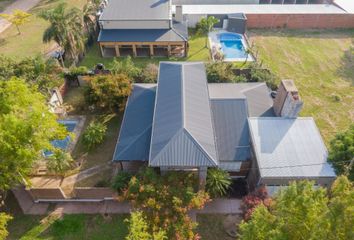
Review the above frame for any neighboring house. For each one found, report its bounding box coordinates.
[113,62,336,189]
[98,0,188,58]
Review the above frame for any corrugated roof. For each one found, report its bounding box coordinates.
[211,99,250,161]
[100,0,171,21]
[149,62,218,167]
[113,84,156,161]
[208,83,275,117]
[98,29,187,42]
[248,117,336,178]
[181,4,347,15]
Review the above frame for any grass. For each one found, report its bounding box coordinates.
[7,214,129,240]
[0,0,87,58]
[249,29,354,143]
[80,30,211,69]
[197,214,240,240]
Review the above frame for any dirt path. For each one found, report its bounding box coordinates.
[0,0,41,34]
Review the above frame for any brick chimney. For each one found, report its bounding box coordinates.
[273,80,303,118]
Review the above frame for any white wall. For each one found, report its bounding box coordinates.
[101,20,171,30]
[185,14,207,27]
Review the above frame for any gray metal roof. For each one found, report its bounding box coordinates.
[98,29,187,42]
[113,84,157,161]
[100,0,171,21]
[248,117,336,178]
[149,62,218,167]
[208,83,275,117]
[211,99,250,161]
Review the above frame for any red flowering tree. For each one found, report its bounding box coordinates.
[241,186,271,221]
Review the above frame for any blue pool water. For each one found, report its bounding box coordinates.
[43,120,78,157]
[218,33,248,60]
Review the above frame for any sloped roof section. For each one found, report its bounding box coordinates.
[113,84,156,161]
[100,0,171,21]
[149,62,217,167]
[248,117,336,178]
[211,99,250,162]
[208,82,275,117]
[98,29,187,43]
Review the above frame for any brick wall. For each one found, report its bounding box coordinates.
[246,14,354,29]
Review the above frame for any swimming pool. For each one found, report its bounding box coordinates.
[218,32,248,60]
[43,120,78,157]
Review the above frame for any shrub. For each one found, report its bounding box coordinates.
[206,168,232,197]
[112,171,132,193]
[110,56,141,80]
[328,124,354,180]
[84,74,132,111]
[240,186,271,221]
[46,149,74,175]
[64,66,88,81]
[206,62,235,83]
[141,63,158,83]
[248,63,278,90]
[82,121,107,151]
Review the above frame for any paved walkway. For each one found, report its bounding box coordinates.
[12,187,242,216]
[0,0,41,34]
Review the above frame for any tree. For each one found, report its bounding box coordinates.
[82,121,107,150]
[82,0,99,39]
[238,177,354,240]
[206,168,232,197]
[206,62,235,83]
[241,186,271,221]
[121,168,209,239]
[125,211,167,240]
[0,78,67,191]
[39,3,86,63]
[197,16,219,48]
[84,74,132,111]
[328,124,354,180]
[0,212,12,240]
[46,149,74,175]
[0,10,31,35]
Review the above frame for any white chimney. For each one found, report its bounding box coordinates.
[175,5,183,23]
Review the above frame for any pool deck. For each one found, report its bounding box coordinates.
[209,29,254,62]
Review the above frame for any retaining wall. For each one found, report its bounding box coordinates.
[246,14,354,29]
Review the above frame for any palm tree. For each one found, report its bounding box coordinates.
[206,168,232,197]
[197,16,220,48]
[39,3,86,65]
[82,0,99,35]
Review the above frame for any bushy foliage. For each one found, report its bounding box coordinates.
[0,10,31,35]
[0,212,12,240]
[206,62,236,83]
[240,186,271,221]
[125,211,167,240]
[84,74,132,111]
[196,16,219,47]
[141,63,159,83]
[82,121,107,151]
[206,168,232,197]
[239,176,354,240]
[120,168,210,240]
[112,171,132,193]
[46,149,74,175]
[110,56,141,80]
[0,78,67,191]
[64,66,88,81]
[328,124,354,181]
[248,64,278,90]
[0,55,64,95]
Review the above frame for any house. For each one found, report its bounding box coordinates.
[172,0,354,29]
[98,0,188,58]
[113,62,336,189]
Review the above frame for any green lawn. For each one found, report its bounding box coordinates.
[197,214,239,240]
[249,29,354,143]
[7,214,129,240]
[0,0,87,58]
[80,30,211,69]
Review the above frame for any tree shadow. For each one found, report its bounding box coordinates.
[337,40,354,86]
